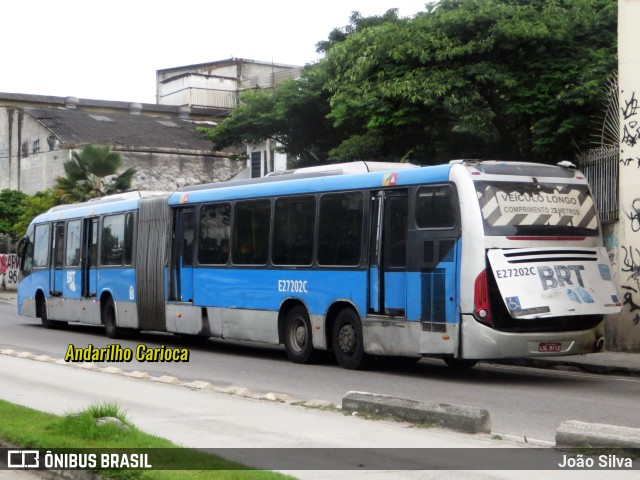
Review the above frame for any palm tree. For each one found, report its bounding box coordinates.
[54,145,136,203]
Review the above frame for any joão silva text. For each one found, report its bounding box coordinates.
[559,454,633,469]
[64,343,190,362]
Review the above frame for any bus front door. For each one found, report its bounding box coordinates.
[369,190,408,316]
[81,218,98,298]
[171,208,195,303]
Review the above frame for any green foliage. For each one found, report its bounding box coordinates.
[0,400,294,479]
[323,0,617,163]
[55,145,136,202]
[201,70,341,167]
[205,0,616,165]
[12,189,59,239]
[0,189,27,238]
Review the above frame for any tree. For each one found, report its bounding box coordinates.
[12,190,59,239]
[323,0,617,163]
[204,0,616,165]
[202,69,341,167]
[0,189,27,239]
[54,145,136,202]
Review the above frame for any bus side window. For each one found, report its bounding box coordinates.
[317,192,364,266]
[198,203,230,265]
[272,196,315,266]
[232,200,270,265]
[101,214,125,266]
[416,186,457,229]
[33,223,51,268]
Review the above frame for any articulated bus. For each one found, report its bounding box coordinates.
[17,161,621,369]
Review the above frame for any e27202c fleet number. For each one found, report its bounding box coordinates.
[495,267,536,279]
[277,280,309,293]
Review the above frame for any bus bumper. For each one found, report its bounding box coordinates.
[460,314,605,359]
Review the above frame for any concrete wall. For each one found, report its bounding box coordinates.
[0,108,69,193]
[120,150,244,191]
[614,0,640,350]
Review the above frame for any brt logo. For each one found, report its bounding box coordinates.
[537,265,585,290]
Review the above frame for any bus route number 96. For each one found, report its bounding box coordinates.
[278,280,309,293]
[495,267,536,279]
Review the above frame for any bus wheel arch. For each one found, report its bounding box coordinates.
[328,303,370,370]
[100,293,120,339]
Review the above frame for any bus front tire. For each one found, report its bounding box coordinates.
[284,306,317,364]
[102,298,120,339]
[332,308,370,370]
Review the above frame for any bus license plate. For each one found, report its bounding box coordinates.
[538,342,561,352]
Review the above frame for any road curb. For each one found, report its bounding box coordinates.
[494,358,640,377]
[556,420,640,448]
[342,391,491,434]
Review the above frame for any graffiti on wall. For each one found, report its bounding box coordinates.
[0,254,19,290]
[627,199,640,232]
[622,91,640,151]
[621,245,640,325]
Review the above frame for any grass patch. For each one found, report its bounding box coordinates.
[0,399,295,480]
[290,401,342,414]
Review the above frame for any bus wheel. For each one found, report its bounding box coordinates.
[332,308,370,370]
[102,298,120,339]
[443,357,478,369]
[284,306,317,364]
[38,296,53,329]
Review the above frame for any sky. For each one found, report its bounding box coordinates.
[1,1,429,105]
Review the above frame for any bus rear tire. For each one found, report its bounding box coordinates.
[102,298,120,339]
[443,357,478,369]
[284,306,317,364]
[332,308,370,370]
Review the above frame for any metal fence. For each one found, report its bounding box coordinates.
[576,145,619,224]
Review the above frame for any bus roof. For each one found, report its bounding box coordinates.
[31,191,169,224]
[169,163,453,205]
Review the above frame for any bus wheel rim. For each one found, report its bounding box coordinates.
[290,317,306,353]
[337,324,356,354]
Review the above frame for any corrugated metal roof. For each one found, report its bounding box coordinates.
[27,107,216,151]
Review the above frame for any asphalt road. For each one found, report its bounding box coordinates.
[1,301,639,443]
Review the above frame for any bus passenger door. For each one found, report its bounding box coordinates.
[81,218,98,298]
[369,190,408,316]
[50,222,65,296]
[171,208,195,303]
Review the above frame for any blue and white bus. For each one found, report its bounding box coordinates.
[17,161,621,369]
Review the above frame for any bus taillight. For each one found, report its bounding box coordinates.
[474,270,493,326]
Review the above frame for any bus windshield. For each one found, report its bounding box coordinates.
[475,181,599,237]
